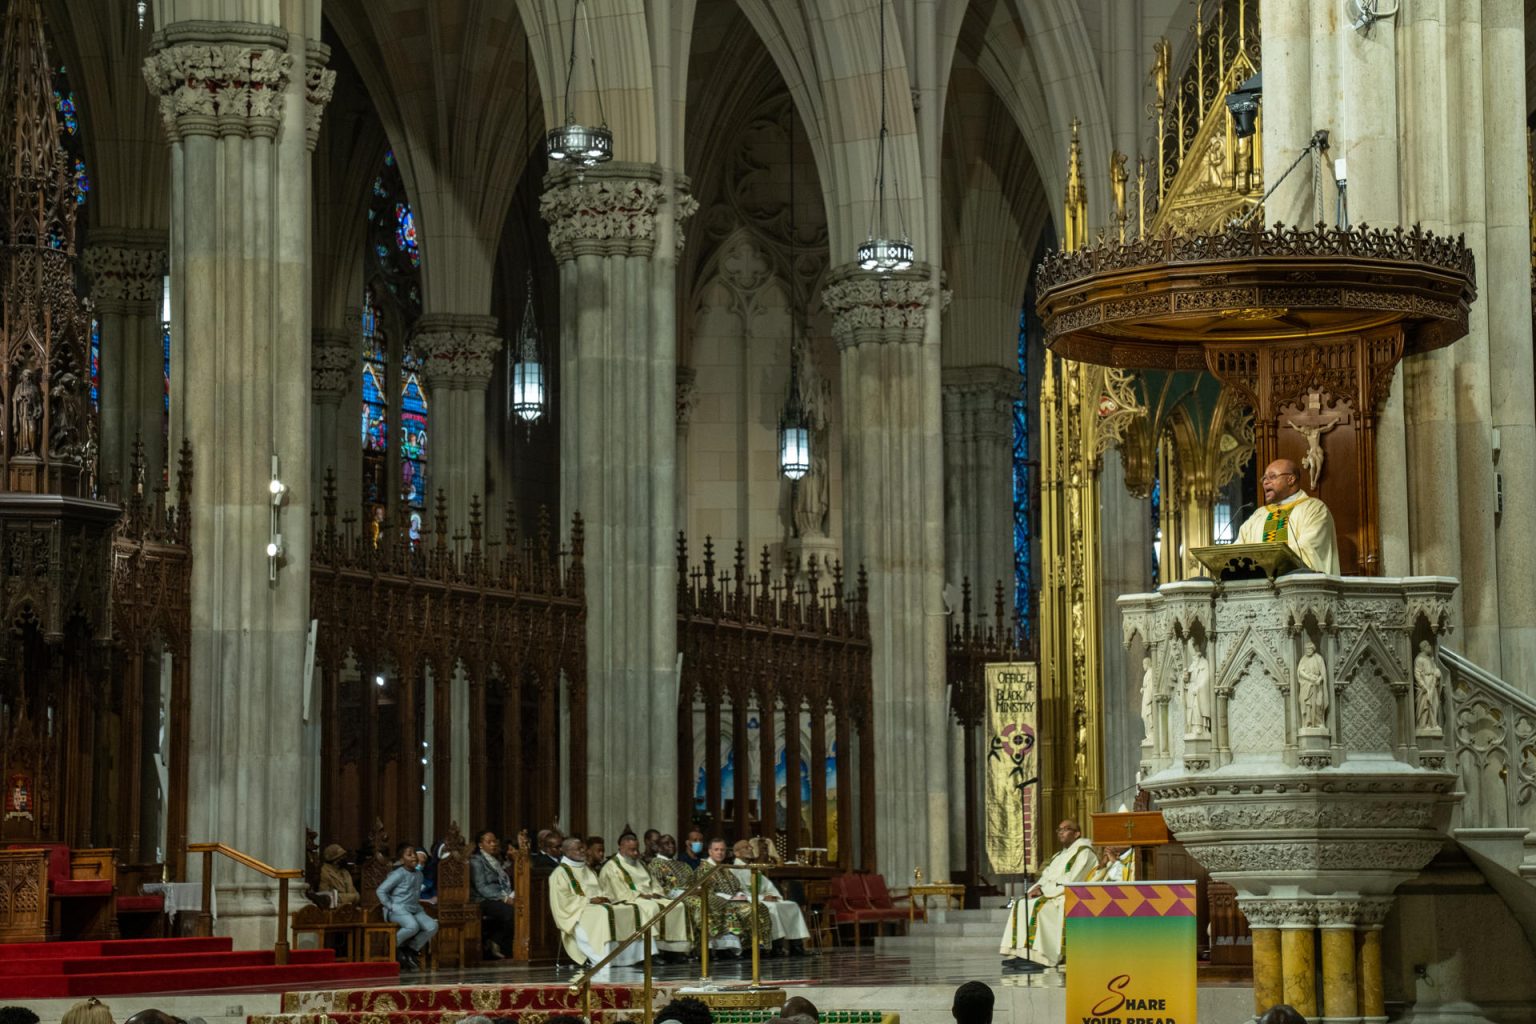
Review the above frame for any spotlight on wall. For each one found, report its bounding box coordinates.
[374,674,386,688]
[1346,0,1400,34]
[1225,73,1262,139]
[267,454,287,583]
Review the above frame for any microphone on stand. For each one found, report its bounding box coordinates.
[1222,503,1255,543]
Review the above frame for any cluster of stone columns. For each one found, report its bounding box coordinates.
[1243,896,1391,1023]
[142,9,332,946]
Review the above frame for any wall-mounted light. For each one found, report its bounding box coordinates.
[267,454,287,583]
[1225,73,1262,140]
[374,674,386,688]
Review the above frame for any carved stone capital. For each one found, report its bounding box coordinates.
[82,240,167,314]
[820,264,950,349]
[1315,896,1394,928]
[941,365,1020,444]
[304,41,336,152]
[411,313,501,390]
[143,24,293,142]
[676,365,698,429]
[540,163,698,263]
[1238,897,1316,929]
[312,326,352,403]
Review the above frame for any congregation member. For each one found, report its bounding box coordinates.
[951,982,994,1024]
[998,820,1095,973]
[600,830,691,962]
[730,839,809,956]
[549,836,642,967]
[643,828,662,862]
[319,844,359,906]
[376,841,438,970]
[679,829,706,868]
[1235,458,1340,574]
[1088,845,1135,882]
[650,833,740,957]
[533,829,564,869]
[585,834,608,870]
[470,828,517,960]
[701,837,772,956]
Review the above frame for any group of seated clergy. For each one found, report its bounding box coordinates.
[549,830,811,967]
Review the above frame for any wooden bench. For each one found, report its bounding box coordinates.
[3,843,117,940]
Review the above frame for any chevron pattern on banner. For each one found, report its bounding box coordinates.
[1064,882,1197,918]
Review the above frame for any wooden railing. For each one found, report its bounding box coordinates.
[186,842,304,964]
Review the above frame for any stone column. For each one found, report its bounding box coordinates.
[1355,897,1393,1023]
[940,366,1017,601]
[143,16,328,948]
[1319,900,1361,1023]
[411,314,500,527]
[83,232,167,493]
[1241,899,1287,1017]
[823,265,950,878]
[540,162,695,838]
[311,325,351,502]
[1279,900,1319,1018]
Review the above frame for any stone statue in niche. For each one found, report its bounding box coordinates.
[1139,655,1157,743]
[790,336,832,539]
[1183,643,1211,736]
[11,367,41,456]
[1296,638,1329,730]
[1414,640,1443,731]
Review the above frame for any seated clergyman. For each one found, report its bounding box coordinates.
[599,829,691,962]
[1235,458,1340,574]
[998,819,1095,972]
[730,839,809,956]
[548,836,641,967]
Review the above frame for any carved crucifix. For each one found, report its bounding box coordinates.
[1283,389,1349,490]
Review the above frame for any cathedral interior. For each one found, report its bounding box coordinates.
[3,0,1536,1018]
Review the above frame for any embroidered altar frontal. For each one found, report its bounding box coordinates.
[1064,882,1197,1024]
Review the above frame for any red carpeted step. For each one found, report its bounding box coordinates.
[0,936,231,961]
[0,959,397,998]
[282,983,648,1014]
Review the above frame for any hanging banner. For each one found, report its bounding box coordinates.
[1064,881,1198,1024]
[984,661,1039,875]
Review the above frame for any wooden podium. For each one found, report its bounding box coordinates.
[1089,811,1170,882]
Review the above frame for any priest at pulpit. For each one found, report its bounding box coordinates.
[1236,459,1340,574]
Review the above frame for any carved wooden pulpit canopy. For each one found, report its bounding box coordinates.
[1035,221,1477,574]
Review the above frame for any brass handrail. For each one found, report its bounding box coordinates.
[568,861,777,1021]
[186,841,304,964]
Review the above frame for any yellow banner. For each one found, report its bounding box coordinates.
[984,661,1039,875]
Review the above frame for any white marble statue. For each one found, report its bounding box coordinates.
[1414,641,1443,731]
[1183,645,1211,736]
[1139,655,1157,743]
[1286,416,1340,490]
[1296,639,1329,730]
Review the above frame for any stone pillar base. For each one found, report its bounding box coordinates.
[789,535,840,576]
[1299,728,1333,769]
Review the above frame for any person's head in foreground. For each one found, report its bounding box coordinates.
[951,981,994,1024]
[0,1007,40,1024]
[656,996,714,1024]
[1256,1006,1308,1024]
[61,1000,115,1024]
[781,996,818,1023]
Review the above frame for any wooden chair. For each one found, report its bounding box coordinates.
[6,844,118,939]
[0,847,47,942]
[428,823,481,968]
[356,820,398,963]
[115,862,167,938]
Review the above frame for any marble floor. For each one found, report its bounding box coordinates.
[18,947,1256,1024]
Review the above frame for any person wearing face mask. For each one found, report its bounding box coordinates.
[679,829,706,869]
[376,841,438,970]
[649,833,737,959]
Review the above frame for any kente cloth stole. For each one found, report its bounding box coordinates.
[559,864,584,896]
[1261,503,1295,544]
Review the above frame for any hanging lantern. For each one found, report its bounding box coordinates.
[546,0,614,169]
[778,362,812,481]
[510,269,545,424]
[857,0,915,274]
[137,1,148,29]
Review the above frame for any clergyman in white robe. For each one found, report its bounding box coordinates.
[999,823,1096,968]
[730,857,809,942]
[600,849,690,954]
[549,854,642,967]
[1235,460,1340,574]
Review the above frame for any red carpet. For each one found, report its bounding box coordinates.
[279,983,650,1014]
[0,936,398,997]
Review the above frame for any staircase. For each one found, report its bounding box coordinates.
[872,900,1008,957]
[0,936,397,998]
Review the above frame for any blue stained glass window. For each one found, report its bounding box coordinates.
[88,317,100,411]
[361,288,388,454]
[52,67,87,206]
[1013,307,1036,645]
[400,350,428,510]
[394,203,420,268]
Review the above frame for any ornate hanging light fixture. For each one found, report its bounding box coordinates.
[136,2,148,30]
[855,0,914,273]
[779,101,812,481]
[546,0,613,168]
[510,269,545,425]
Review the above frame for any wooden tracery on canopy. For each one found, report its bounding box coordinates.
[311,474,587,850]
[677,537,874,871]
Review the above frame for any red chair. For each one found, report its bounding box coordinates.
[826,874,907,946]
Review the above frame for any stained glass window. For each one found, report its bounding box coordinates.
[88,317,100,412]
[361,288,389,512]
[400,346,428,510]
[52,65,89,206]
[162,276,171,466]
[1013,309,1036,644]
[368,150,423,319]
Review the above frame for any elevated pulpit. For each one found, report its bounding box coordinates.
[1036,221,1476,574]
